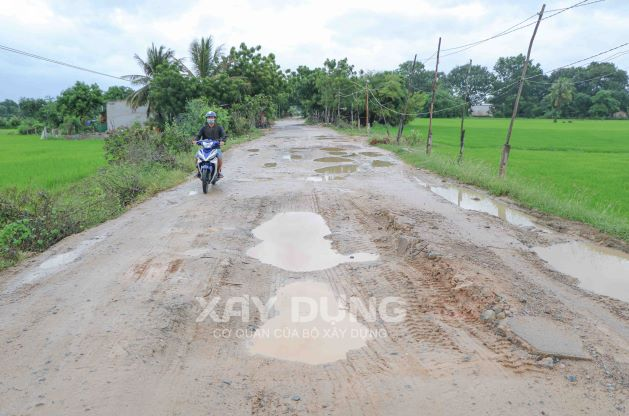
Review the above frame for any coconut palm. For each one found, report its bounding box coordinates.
[548,77,576,120]
[123,43,177,115]
[188,36,224,78]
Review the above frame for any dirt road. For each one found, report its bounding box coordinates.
[1,119,628,415]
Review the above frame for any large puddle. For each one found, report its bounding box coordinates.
[419,180,536,228]
[249,280,372,364]
[360,152,383,157]
[314,157,354,163]
[534,241,629,302]
[247,212,378,272]
[315,165,358,174]
[282,154,302,160]
[371,160,394,167]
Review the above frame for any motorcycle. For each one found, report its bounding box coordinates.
[194,139,220,193]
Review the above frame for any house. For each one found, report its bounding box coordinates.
[471,104,492,117]
[106,100,148,130]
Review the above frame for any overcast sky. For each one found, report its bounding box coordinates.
[1,0,628,100]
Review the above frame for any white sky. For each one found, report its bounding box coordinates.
[0,0,627,100]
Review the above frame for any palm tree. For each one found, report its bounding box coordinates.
[188,36,224,78]
[548,77,576,120]
[123,43,177,115]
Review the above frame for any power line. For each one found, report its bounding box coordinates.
[439,0,604,59]
[0,43,130,82]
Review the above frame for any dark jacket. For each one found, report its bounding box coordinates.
[196,124,227,142]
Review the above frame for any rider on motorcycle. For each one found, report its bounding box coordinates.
[193,111,227,178]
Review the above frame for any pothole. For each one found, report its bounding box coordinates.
[246,212,377,272]
[360,152,382,157]
[314,157,353,163]
[247,149,259,152]
[282,154,302,160]
[371,160,394,167]
[533,241,629,302]
[315,165,358,174]
[422,181,536,228]
[248,280,372,365]
[264,162,277,168]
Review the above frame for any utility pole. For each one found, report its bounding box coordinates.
[337,87,341,123]
[426,37,441,155]
[458,59,472,163]
[365,79,370,135]
[396,54,417,144]
[499,4,545,177]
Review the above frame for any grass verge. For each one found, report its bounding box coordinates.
[333,124,629,243]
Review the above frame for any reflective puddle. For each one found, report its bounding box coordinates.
[327,151,349,156]
[247,212,378,272]
[306,175,346,182]
[315,157,353,163]
[360,152,383,157]
[372,160,394,167]
[264,162,277,168]
[320,147,346,152]
[534,241,629,302]
[282,154,303,160]
[315,165,358,174]
[247,149,259,152]
[249,280,372,364]
[425,183,536,228]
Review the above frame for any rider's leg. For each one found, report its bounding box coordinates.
[217,150,223,177]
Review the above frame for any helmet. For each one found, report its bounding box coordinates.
[205,111,217,118]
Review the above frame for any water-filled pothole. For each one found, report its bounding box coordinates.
[282,154,302,160]
[249,280,372,364]
[315,165,358,174]
[247,149,259,152]
[320,147,345,152]
[247,212,378,272]
[315,157,353,163]
[420,181,535,228]
[534,241,629,302]
[264,162,277,168]
[306,175,347,182]
[360,152,383,157]
[371,160,394,167]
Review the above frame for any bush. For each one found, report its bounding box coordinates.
[104,124,176,167]
[17,118,44,135]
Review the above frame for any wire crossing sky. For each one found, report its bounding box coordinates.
[0,0,628,100]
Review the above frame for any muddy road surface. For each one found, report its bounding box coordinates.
[1,119,628,415]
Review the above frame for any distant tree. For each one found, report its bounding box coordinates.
[0,99,20,117]
[547,77,575,119]
[187,36,224,78]
[18,98,47,118]
[56,82,104,122]
[445,64,496,105]
[123,43,178,115]
[490,55,548,117]
[397,60,434,93]
[221,43,285,98]
[589,90,621,118]
[148,65,197,126]
[103,85,134,101]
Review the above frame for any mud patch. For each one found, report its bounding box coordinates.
[372,160,394,167]
[314,157,353,163]
[247,212,378,272]
[315,165,358,174]
[248,280,372,364]
[534,241,629,302]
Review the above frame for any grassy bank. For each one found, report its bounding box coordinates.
[336,118,629,242]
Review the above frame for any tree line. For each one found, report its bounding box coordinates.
[1,39,628,136]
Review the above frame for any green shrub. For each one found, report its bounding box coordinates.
[104,124,176,167]
[17,118,44,135]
